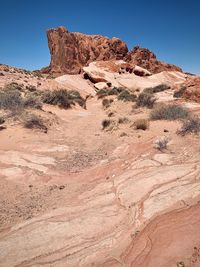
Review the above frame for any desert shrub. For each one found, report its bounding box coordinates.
[136,92,156,108]
[23,113,47,132]
[68,90,86,108]
[134,119,149,130]
[173,86,187,98]
[0,89,24,110]
[0,116,5,124]
[0,72,4,76]
[42,89,85,109]
[25,85,37,92]
[97,87,126,99]
[102,119,112,130]
[118,117,129,124]
[107,111,115,117]
[23,94,43,109]
[5,82,24,92]
[177,116,200,135]
[108,87,124,96]
[96,89,108,99]
[144,84,170,94]
[150,104,190,120]
[117,90,137,102]
[154,136,169,151]
[102,98,113,109]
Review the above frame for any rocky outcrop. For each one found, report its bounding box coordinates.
[46,26,128,75]
[83,60,186,91]
[125,46,183,73]
[181,76,200,103]
[44,27,183,76]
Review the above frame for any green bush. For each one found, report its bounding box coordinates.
[136,92,156,108]
[150,104,190,120]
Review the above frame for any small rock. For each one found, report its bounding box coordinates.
[59,185,65,190]
[120,132,127,137]
[164,129,169,132]
[0,126,6,131]
[177,262,185,267]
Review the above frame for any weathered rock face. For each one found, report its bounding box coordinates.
[44,27,183,76]
[46,26,128,75]
[181,76,200,102]
[125,46,183,73]
[83,60,186,91]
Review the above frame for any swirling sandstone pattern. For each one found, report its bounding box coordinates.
[1,146,200,266]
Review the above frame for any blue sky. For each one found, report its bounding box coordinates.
[0,0,199,74]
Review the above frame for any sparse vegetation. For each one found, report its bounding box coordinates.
[144,84,170,94]
[97,87,123,99]
[23,94,43,109]
[97,87,136,102]
[177,116,200,135]
[136,92,156,108]
[5,82,24,92]
[25,85,37,92]
[102,98,113,109]
[173,86,187,98]
[42,89,86,109]
[118,117,129,124]
[107,111,115,117]
[134,119,149,130]
[150,104,190,120]
[102,119,112,130]
[23,113,47,132]
[117,90,137,102]
[154,136,169,151]
[0,116,5,125]
[0,88,24,110]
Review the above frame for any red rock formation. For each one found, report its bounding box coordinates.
[125,46,182,73]
[46,26,128,75]
[44,27,182,75]
[181,76,200,102]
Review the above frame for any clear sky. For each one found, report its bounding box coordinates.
[0,0,199,74]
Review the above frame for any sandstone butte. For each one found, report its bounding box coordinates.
[42,26,182,75]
